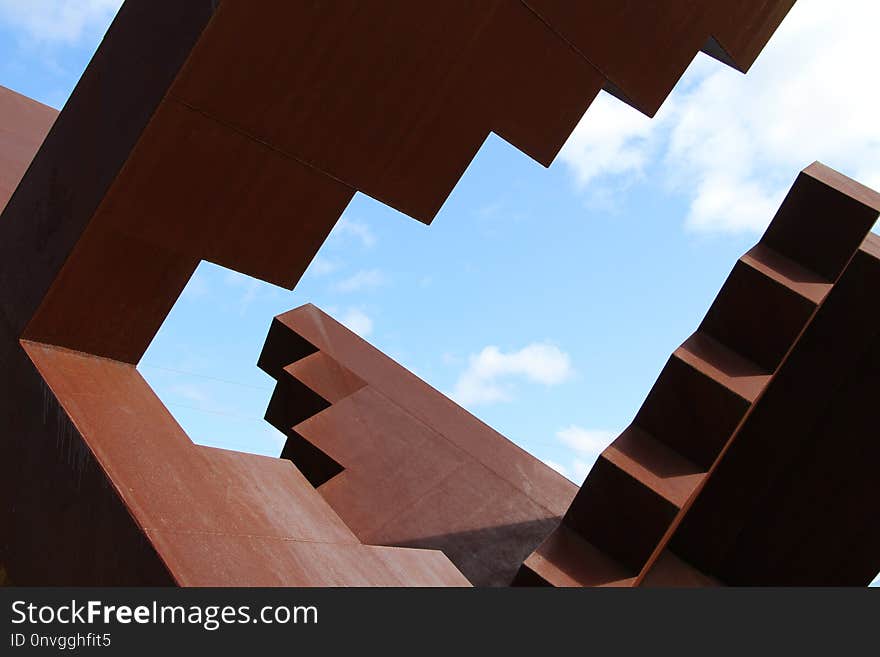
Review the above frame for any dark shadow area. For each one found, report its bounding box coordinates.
[394,517,563,587]
[263,374,344,488]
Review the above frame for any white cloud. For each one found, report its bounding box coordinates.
[558,0,880,234]
[552,425,618,484]
[673,0,880,233]
[307,256,340,277]
[557,425,616,454]
[222,270,264,315]
[339,308,373,338]
[332,218,376,248]
[451,342,574,406]
[543,459,570,479]
[0,0,122,45]
[333,268,386,293]
[559,91,666,188]
[569,459,596,484]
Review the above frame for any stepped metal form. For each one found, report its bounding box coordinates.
[517,164,880,586]
[5,1,874,587]
[258,305,577,586]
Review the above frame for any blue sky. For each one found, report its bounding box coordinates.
[2,1,877,584]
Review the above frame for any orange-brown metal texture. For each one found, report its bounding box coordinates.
[517,164,880,587]
[0,0,795,585]
[258,305,576,586]
[522,0,795,115]
[0,88,56,214]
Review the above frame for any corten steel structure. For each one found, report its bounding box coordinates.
[515,165,880,586]
[259,165,880,587]
[258,305,578,586]
[4,0,874,586]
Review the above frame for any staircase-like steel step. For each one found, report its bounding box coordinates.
[515,162,880,587]
[603,425,706,509]
[518,524,636,588]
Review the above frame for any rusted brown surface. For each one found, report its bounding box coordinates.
[259,305,577,586]
[518,163,880,587]
[639,550,720,588]
[0,86,56,214]
[0,0,795,585]
[16,339,469,587]
[667,234,880,585]
[524,1,795,115]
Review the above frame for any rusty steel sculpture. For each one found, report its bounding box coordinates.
[2,0,877,586]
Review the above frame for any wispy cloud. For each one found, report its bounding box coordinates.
[559,91,666,189]
[557,425,616,454]
[338,308,373,338]
[307,256,341,277]
[332,217,376,248]
[475,200,504,219]
[0,0,122,45]
[222,270,265,315]
[333,268,386,293]
[181,269,210,300]
[451,342,574,406]
[168,382,212,406]
[543,459,572,479]
[550,425,618,483]
[558,0,880,234]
